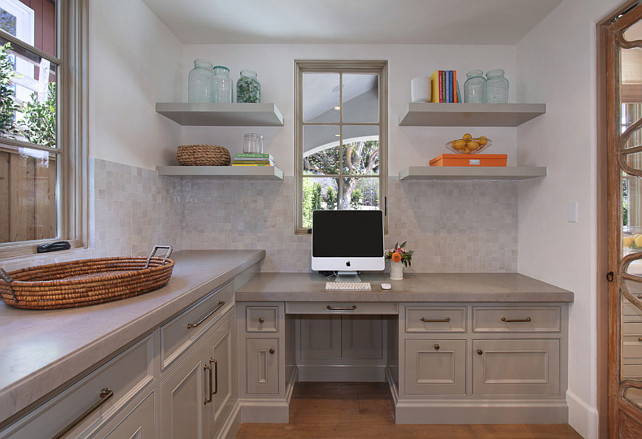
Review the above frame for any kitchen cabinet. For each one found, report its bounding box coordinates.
[405,339,466,395]
[89,391,156,439]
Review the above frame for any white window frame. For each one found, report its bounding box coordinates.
[0,0,88,258]
[294,60,388,234]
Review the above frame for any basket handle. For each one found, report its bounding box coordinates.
[145,245,173,268]
[0,268,17,302]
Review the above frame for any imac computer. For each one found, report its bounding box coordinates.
[311,209,385,282]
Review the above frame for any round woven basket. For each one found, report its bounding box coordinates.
[176,144,231,166]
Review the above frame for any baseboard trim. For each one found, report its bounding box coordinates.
[567,389,598,439]
[296,364,386,382]
[216,401,241,439]
[394,399,569,424]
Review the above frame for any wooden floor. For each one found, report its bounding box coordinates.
[235,382,584,439]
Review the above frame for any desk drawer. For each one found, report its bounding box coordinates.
[246,306,279,332]
[405,306,466,333]
[286,301,398,315]
[473,306,560,332]
[160,281,235,370]
[1,335,154,439]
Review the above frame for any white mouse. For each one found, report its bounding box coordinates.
[381,283,392,290]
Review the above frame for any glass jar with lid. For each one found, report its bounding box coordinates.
[213,66,233,103]
[237,70,261,103]
[485,69,509,103]
[463,69,486,104]
[188,59,215,103]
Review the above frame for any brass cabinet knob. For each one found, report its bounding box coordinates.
[477,349,483,355]
[269,348,275,355]
[434,344,440,350]
[258,317,265,324]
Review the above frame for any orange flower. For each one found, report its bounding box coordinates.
[391,252,402,263]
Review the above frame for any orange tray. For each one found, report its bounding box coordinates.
[429,154,507,167]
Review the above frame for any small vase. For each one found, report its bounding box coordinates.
[390,261,404,280]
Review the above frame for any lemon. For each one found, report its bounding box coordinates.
[452,139,466,150]
[463,133,472,140]
[624,236,635,247]
[478,136,488,146]
[467,141,480,151]
[634,235,642,248]
[462,147,471,154]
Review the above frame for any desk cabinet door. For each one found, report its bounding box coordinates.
[472,339,560,395]
[246,338,279,394]
[404,339,466,396]
[207,317,234,437]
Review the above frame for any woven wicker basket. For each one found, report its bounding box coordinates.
[0,249,175,310]
[176,144,231,166]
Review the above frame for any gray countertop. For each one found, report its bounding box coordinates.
[0,249,265,425]
[236,272,574,303]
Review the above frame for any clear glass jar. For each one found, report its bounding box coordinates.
[243,133,264,154]
[237,70,261,103]
[486,69,509,103]
[464,70,486,104]
[213,66,233,103]
[188,59,214,103]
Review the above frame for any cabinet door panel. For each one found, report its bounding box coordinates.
[299,315,341,360]
[208,319,233,435]
[246,338,279,394]
[90,391,155,439]
[341,315,383,360]
[404,339,466,395]
[160,345,207,439]
[473,339,559,395]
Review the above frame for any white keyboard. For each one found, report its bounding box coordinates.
[325,282,372,291]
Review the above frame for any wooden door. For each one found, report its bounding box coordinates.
[606,3,642,437]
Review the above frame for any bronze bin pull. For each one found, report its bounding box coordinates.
[501,316,532,323]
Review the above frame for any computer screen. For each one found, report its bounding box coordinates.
[311,210,385,279]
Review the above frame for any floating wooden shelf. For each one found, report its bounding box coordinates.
[398,103,546,127]
[156,166,284,180]
[399,166,547,180]
[155,102,284,126]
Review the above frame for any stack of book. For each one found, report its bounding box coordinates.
[430,70,460,103]
[231,153,274,166]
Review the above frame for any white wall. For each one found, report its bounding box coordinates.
[516,0,623,438]
[179,44,518,175]
[88,0,183,170]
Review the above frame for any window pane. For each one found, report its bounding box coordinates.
[342,125,379,176]
[0,39,57,147]
[0,146,57,243]
[0,0,57,57]
[302,177,339,228]
[303,72,340,123]
[342,74,378,123]
[303,125,340,175]
[338,176,379,211]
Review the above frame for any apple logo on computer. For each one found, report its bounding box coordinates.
[346,261,351,267]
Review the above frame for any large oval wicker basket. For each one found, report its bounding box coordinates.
[0,251,174,310]
[176,144,231,166]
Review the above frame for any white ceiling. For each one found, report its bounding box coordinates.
[142,0,563,45]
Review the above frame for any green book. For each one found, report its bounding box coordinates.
[235,153,273,159]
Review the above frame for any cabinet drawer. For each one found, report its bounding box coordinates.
[246,306,279,332]
[1,335,154,439]
[473,306,560,332]
[286,301,398,315]
[405,306,466,333]
[160,281,235,369]
[404,339,466,396]
[472,339,560,395]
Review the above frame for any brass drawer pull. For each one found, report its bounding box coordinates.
[258,317,265,324]
[434,344,440,350]
[204,363,213,405]
[327,305,357,311]
[210,358,218,395]
[501,316,532,323]
[188,301,225,329]
[421,317,451,323]
[638,337,642,342]
[477,349,483,355]
[52,388,113,439]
